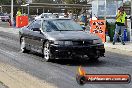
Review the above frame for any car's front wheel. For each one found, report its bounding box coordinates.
[20,37,29,53]
[43,41,53,62]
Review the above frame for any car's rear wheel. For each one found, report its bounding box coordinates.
[20,37,29,53]
[2,20,5,22]
[43,41,53,62]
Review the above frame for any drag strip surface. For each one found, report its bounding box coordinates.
[0,30,132,88]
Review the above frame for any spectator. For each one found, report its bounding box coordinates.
[16,9,22,16]
[64,13,69,18]
[13,9,22,27]
[92,14,98,20]
[113,6,127,45]
[68,11,73,19]
[80,12,87,26]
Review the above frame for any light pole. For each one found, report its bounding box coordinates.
[11,0,13,25]
[130,2,132,42]
[104,0,107,20]
[27,0,32,15]
[27,4,29,15]
[24,4,29,15]
[0,6,2,12]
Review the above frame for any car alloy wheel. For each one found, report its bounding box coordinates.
[20,37,28,53]
[43,42,51,62]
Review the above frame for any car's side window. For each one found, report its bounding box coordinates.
[42,21,52,32]
[42,21,47,32]
[33,20,41,29]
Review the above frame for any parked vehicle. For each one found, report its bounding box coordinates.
[35,13,56,19]
[58,13,65,18]
[0,12,4,20]
[19,18,105,62]
[0,12,10,22]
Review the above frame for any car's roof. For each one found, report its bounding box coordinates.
[37,18,71,21]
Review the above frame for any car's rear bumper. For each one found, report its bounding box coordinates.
[50,44,105,58]
[1,18,9,21]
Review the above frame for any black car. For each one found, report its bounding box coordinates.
[19,18,105,61]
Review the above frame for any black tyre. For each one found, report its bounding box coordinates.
[43,41,53,62]
[88,56,99,62]
[2,20,5,22]
[20,37,29,53]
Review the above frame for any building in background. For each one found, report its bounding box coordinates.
[92,0,123,22]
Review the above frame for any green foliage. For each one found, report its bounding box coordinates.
[64,0,87,4]
[32,0,54,3]
[123,1,131,6]
[0,0,26,5]
[64,0,78,4]
[0,0,11,4]
[64,0,87,14]
[17,0,26,4]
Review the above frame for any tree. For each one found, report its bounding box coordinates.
[32,0,54,3]
[0,0,11,5]
[63,0,88,14]
[0,0,26,5]
[123,0,131,6]
[64,0,78,4]
[64,0,87,4]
